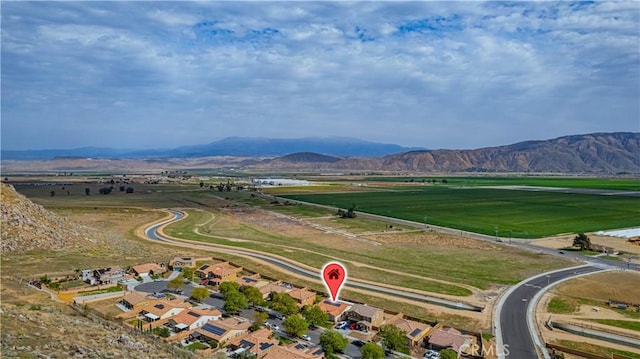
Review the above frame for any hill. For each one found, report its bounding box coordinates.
[274,152,341,163]
[258,132,639,173]
[0,184,97,253]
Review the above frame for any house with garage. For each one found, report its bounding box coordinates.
[190,317,251,344]
[235,273,268,288]
[344,304,384,331]
[318,300,351,323]
[195,261,242,285]
[82,266,126,285]
[166,308,222,332]
[119,291,150,311]
[259,282,292,299]
[225,327,278,358]
[169,257,196,271]
[427,326,475,354]
[139,298,191,322]
[388,317,432,347]
[288,287,316,307]
[132,263,166,277]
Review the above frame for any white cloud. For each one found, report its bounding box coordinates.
[1,1,638,150]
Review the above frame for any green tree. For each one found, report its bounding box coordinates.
[440,348,458,359]
[224,290,248,314]
[282,314,309,337]
[167,275,183,291]
[319,330,348,356]
[378,324,409,354]
[360,342,385,359]
[302,305,329,328]
[269,293,299,315]
[241,286,264,307]
[219,281,241,296]
[573,233,591,251]
[191,287,209,302]
[182,267,195,282]
[253,311,268,324]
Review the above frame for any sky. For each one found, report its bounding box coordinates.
[2,1,639,151]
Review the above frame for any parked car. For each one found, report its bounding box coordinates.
[352,340,365,347]
[300,334,312,341]
[176,289,184,294]
[424,349,440,359]
[335,321,348,330]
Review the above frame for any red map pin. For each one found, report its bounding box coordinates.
[322,262,347,302]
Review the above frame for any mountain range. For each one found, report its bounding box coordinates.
[2,132,639,173]
[1,137,421,160]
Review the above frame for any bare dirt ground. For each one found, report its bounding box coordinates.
[536,271,640,356]
[535,233,640,259]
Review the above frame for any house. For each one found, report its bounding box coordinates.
[344,304,384,331]
[82,266,126,285]
[427,326,474,353]
[170,257,196,270]
[259,282,292,299]
[132,263,166,277]
[166,308,222,332]
[318,300,351,323]
[195,261,242,285]
[262,342,325,359]
[119,291,150,311]
[226,327,278,358]
[140,298,191,322]
[388,317,432,347]
[191,317,251,344]
[288,288,316,307]
[235,274,268,288]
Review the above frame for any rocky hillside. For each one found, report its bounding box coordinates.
[0,184,97,253]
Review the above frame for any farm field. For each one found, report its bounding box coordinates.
[281,186,640,238]
[355,176,640,191]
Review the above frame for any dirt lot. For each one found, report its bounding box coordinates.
[553,271,640,304]
[535,233,640,259]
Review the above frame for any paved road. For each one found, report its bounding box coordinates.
[498,265,605,359]
[144,210,483,312]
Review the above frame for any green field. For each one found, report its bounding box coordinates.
[362,176,640,191]
[282,187,640,238]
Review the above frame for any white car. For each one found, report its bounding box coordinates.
[300,334,312,341]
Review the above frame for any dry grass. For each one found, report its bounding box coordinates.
[553,271,640,304]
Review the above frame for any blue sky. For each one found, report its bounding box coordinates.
[2,1,639,151]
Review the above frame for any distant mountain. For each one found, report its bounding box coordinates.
[1,137,422,160]
[259,132,640,173]
[275,152,341,163]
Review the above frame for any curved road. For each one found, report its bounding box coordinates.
[144,210,483,312]
[496,265,606,359]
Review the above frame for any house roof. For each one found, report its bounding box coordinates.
[195,318,251,341]
[259,282,291,295]
[197,261,242,277]
[168,308,221,326]
[318,300,350,317]
[390,318,431,340]
[97,266,124,276]
[132,263,164,275]
[122,291,148,306]
[428,327,473,352]
[262,343,324,359]
[171,257,195,264]
[288,288,315,302]
[348,304,382,319]
[143,298,191,317]
[226,328,278,355]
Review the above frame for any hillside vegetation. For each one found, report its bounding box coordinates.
[0,184,98,253]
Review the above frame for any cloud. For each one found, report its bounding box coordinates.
[1,1,638,150]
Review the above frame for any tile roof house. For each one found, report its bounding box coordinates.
[191,317,251,344]
[427,326,474,353]
[170,257,196,270]
[82,266,126,285]
[288,288,316,307]
[140,298,191,322]
[166,308,222,332]
[389,317,432,347]
[119,291,149,311]
[132,263,166,277]
[196,261,242,285]
[262,342,325,359]
[344,304,384,330]
[226,327,278,358]
[318,300,351,323]
[235,274,268,288]
[259,282,292,299]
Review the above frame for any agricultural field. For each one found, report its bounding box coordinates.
[281,186,640,238]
